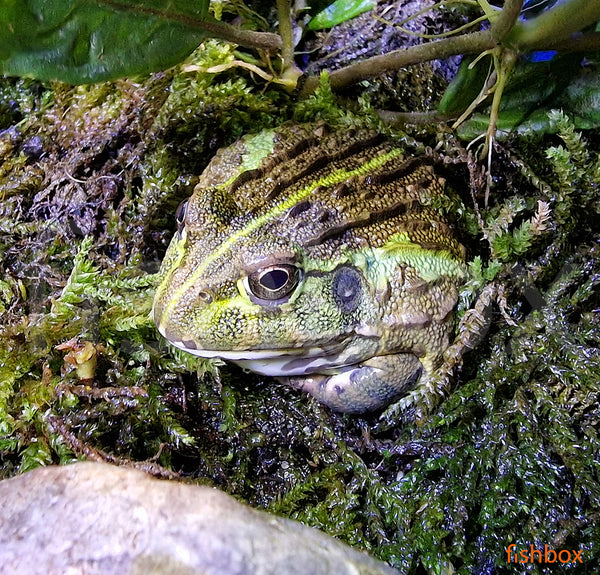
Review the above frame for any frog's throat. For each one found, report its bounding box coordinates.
[165,338,367,377]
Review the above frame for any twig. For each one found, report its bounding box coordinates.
[46,414,179,479]
[300,30,493,96]
[97,0,282,52]
[300,0,600,96]
[490,0,523,43]
[376,109,452,125]
[505,0,600,49]
[277,0,295,68]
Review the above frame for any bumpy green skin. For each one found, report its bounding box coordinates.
[153,124,467,413]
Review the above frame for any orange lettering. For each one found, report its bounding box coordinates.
[506,544,517,563]
[571,550,583,563]
[530,545,542,562]
[519,549,529,563]
[544,547,556,563]
[506,545,583,565]
[558,550,571,563]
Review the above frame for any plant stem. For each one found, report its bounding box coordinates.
[300,30,494,96]
[201,20,283,52]
[277,0,295,68]
[300,0,600,96]
[300,0,525,96]
[482,48,517,188]
[558,31,600,52]
[97,0,283,52]
[505,0,600,50]
[490,0,523,43]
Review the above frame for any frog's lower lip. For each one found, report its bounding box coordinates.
[167,339,350,377]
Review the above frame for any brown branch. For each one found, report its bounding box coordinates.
[277,0,295,66]
[46,414,179,479]
[555,31,600,53]
[97,0,283,52]
[300,0,600,97]
[376,109,453,125]
[504,0,600,49]
[201,20,283,52]
[300,29,494,96]
[490,0,524,43]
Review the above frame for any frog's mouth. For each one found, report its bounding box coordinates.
[167,339,359,377]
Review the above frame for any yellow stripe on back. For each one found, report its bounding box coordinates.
[161,147,405,320]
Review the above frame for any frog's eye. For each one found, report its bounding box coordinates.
[244,264,302,304]
[175,200,188,235]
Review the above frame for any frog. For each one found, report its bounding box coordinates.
[153,123,468,413]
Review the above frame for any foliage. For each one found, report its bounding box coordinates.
[1,0,600,176]
[0,0,211,83]
[451,55,600,141]
[308,0,376,30]
[150,41,289,150]
[0,231,178,475]
[1,0,599,112]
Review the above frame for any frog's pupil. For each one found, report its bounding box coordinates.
[246,264,301,303]
[260,268,289,291]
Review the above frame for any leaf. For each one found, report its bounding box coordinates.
[308,0,376,31]
[438,55,492,116]
[449,53,600,140]
[0,0,211,84]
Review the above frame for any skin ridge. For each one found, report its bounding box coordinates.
[156,138,407,327]
[221,132,460,260]
[228,129,388,213]
[227,130,384,197]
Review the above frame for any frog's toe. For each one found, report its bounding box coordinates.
[282,353,423,413]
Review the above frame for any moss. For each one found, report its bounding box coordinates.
[149,40,291,172]
[1,37,600,575]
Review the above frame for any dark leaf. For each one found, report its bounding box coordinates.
[0,0,211,83]
[437,55,492,116]
[445,53,600,139]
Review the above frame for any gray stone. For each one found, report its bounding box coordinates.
[0,462,399,575]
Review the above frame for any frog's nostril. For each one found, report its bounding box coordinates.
[198,290,214,305]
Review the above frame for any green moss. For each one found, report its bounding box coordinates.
[264,237,599,569]
[150,40,290,169]
[1,49,599,575]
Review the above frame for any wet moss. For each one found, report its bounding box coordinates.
[0,37,599,575]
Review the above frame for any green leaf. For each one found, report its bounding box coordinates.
[308,0,376,30]
[451,53,600,140]
[438,55,492,116]
[0,0,211,83]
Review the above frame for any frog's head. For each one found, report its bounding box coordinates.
[153,124,466,383]
[153,177,381,377]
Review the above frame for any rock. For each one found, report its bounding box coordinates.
[0,462,399,575]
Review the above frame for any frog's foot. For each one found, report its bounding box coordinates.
[441,281,514,378]
[281,354,423,414]
[382,282,515,420]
